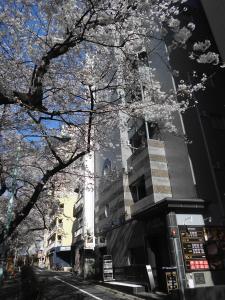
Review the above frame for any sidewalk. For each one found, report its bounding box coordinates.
[100,281,169,300]
[67,275,145,300]
[69,274,170,300]
[0,266,45,300]
[0,276,20,299]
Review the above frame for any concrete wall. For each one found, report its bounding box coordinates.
[149,37,197,200]
[59,194,77,246]
[83,153,95,249]
[106,220,145,267]
[94,115,129,235]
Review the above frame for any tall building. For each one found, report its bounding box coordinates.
[94,1,225,299]
[44,193,77,271]
[169,0,225,224]
[71,153,95,278]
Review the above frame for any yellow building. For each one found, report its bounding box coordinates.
[45,193,77,271]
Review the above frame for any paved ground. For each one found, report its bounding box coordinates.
[0,267,143,300]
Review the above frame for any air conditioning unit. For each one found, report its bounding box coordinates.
[97,237,106,246]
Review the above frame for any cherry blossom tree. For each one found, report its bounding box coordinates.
[0,0,220,245]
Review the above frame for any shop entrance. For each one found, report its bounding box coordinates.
[146,233,170,291]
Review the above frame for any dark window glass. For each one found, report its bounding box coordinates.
[147,122,158,139]
[138,51,149,66]
[129,123,147,153]
[130,176,146,202]
[102,159,112,176]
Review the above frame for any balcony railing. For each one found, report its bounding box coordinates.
[58,223,63,229]
[73,201,83,217]
[48,224,63,238]
[45,240,62,253]
[73,219,83,232]
[73,226,84,244]
[75,198,83,209]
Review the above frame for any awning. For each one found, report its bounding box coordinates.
[132,198,205,220]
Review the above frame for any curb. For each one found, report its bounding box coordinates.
[94,284,144,300]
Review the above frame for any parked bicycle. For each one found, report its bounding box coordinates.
[55,263,63,271]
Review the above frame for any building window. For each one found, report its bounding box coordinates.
[59,203,64,213]
[130,176,147,203]
[137,51,149,66]
[74,187,80,193]
[129,122,147,153]
[58,219,63,227]
[147,122,158,139]
[128,120,159,152]
[49,219,56,231]
[99,236,106,244]
[102,159,112,176]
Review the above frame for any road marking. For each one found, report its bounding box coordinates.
[54,276,103,300]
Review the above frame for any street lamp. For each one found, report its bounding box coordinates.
[35,238,43,268]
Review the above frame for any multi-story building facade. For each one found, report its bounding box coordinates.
[44,193,77,270]
[94,1,225,299]
[71,154,95,278]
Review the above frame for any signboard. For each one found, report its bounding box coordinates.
[165,271,178,292]
[60,246,71,251]
[84,235,95,250]
[180,226,225,272]
[179,226,209,272]
[103,255,113,281]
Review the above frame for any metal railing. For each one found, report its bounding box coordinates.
[48,224,63,238]
[73,202,83,217]
[73,219,83,231]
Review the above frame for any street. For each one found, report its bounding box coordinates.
[0,268,142,300]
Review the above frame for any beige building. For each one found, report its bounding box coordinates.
[44,193,77,270]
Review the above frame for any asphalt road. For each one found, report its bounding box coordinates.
[0,268,142,300]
